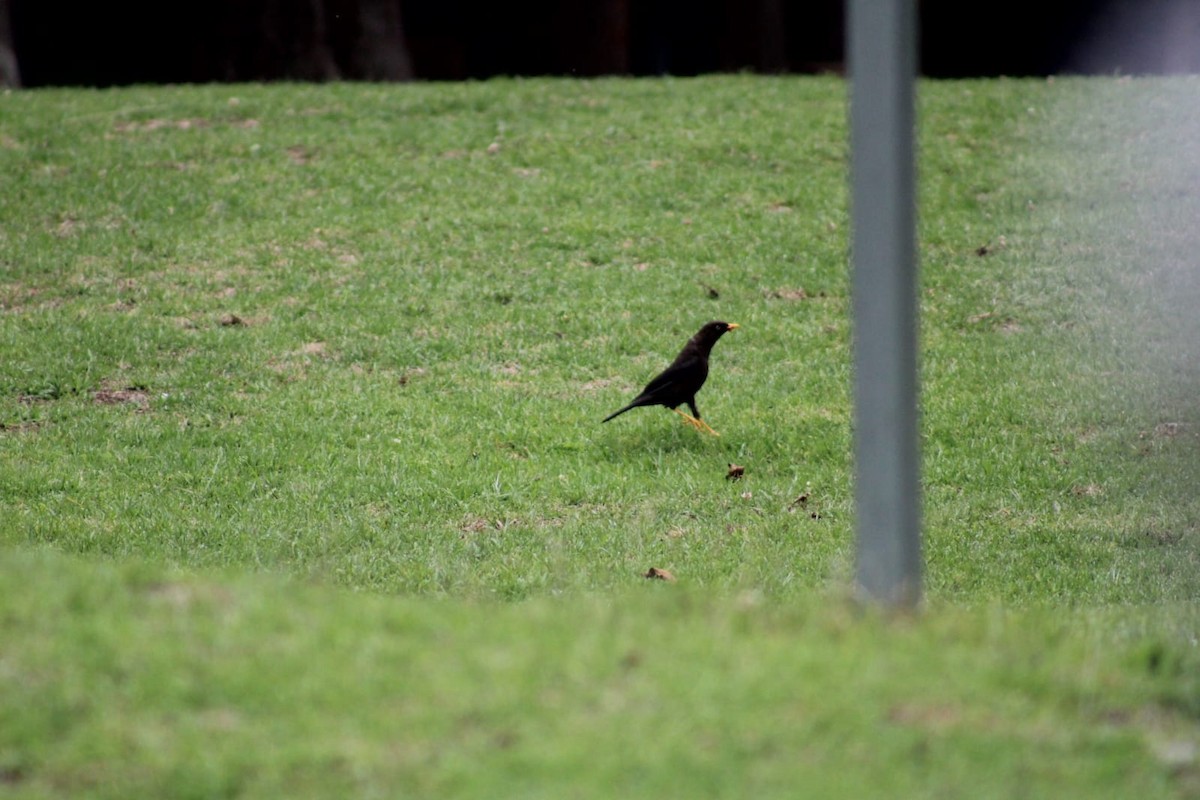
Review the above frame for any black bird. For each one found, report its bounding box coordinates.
[602,320,740,436]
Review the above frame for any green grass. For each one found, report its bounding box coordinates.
[3,549,1200,798]
[2,75,1200,796]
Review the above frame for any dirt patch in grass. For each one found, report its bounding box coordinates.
[294,342,328,357]
[112,118,260,134]
[0,420,42,434]
[217,313,271,328]
[459,516,521,535]
[1152,422,1187,439]
[0,283,42,313]
[765,287,830,301]
[887,702,964,732]
[286,145,314,165]
[397,368,428,386]
[93,388,150,410]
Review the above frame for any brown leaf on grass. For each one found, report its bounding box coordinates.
[789,493,810,510]
[644,567,676,582]
[218,313,246,327]
[726,463,745,481]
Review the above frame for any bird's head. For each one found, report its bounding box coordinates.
[693,320,740,349]
[704,320,739,335]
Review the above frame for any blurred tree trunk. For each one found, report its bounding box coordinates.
[751,0,787,71]
[555,0,630,75]
[202,0,412,82]
[263,0,341,80]
[0,0,19,87]
[720,0,787,72]
[332,0,413,80]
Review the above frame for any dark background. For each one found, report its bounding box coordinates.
[2,0,1199,88]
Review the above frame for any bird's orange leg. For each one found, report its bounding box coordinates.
[672,408,720,437]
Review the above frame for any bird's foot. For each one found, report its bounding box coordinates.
[672,408,720,437]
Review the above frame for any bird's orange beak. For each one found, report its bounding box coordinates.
[727,323,740,331]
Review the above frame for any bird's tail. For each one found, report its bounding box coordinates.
[602,401,640,423]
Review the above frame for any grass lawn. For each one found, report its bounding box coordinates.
[2,75,1199,796]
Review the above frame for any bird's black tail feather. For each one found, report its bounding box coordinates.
[601,399,645,423]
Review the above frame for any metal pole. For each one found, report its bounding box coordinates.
[848,0,922,608]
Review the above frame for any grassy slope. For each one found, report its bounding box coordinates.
[2,75,1200,796]
[3,549,1199,799]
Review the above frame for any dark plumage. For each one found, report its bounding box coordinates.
[602,320,739,436]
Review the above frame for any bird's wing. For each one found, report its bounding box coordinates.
[638,353,706,401]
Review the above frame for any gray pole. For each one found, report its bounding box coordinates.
[848,0,922,608]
